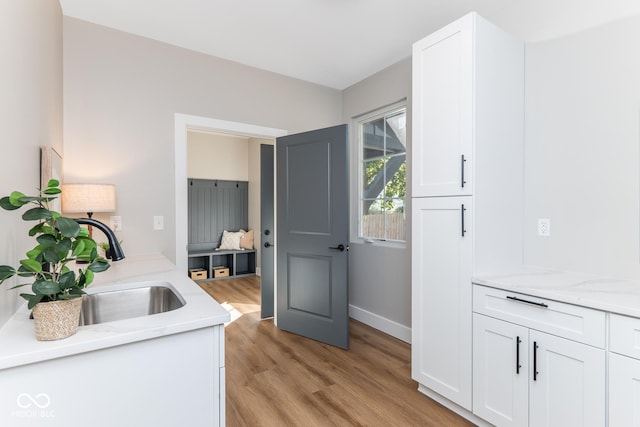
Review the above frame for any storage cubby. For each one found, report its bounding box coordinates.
[188,249,256,281]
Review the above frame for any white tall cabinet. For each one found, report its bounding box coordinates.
[411,12,524,411]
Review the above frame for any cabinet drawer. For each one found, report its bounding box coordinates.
[473,285,605,348]
[610,313,640,359]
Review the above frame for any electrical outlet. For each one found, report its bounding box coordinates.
[110,216,122,232]
[153,216,164,230]
[538,218,550,237]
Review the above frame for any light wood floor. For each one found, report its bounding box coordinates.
[199,276,474,427]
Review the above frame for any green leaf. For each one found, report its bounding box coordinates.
[57,217,80,238]
[0,265,16,283]
[84,268,95,285]
[28,222,45,236]
[19,259,42,273]
[47,179,60,188]
[42,187,61,195]
[88,259,110,273]
[72,239,86,257]
[36,234,57,248]
[23,293,44,310]
[0,196,21,211]
[67,287,86,296]
[42,248,60,264]
[57,293,82,300]
[16,266,37,277]
[58,271,76,289]
[22,207,53,221]
[25,246,43,260]
[9,283,31,290]
[55,238,72,258]
[8,191,27,206]
[32,280,61,296]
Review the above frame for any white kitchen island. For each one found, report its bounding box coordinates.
[0,254,230,427]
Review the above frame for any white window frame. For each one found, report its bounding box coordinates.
[350,100,407,247]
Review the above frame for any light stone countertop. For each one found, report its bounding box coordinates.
[0,253,230,370]
[473,266,640,318]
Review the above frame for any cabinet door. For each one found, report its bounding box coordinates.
[609,352,640,427]
[529,331,605,427]
[473,314,528,426]
[412,196,473,409]
[412,13,473,197]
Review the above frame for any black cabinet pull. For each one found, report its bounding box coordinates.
[506,295,548,308]
[516,336,521,374]
[329,244,345,252]
[461,154,467,188]
[461,204,467,237]
[533,341,539,381]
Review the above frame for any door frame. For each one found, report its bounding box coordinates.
[174,113,286,273]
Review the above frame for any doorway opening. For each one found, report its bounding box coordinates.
[174,113,286,318]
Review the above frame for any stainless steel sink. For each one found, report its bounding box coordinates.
[79,283,186,326]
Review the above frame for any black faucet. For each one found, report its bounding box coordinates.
[74,218,125,261]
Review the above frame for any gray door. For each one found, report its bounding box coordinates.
[276,124,349,349]
[260,144,274,319]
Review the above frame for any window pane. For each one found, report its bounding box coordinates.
[358,104,407,243]
[382,155,406,200]
[361,200,385,240]
[385,198,406,241]
[385,111,406,156]
[362,158,386,198]
[362,118,385,161]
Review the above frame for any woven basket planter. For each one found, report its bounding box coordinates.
[32,298,83,341]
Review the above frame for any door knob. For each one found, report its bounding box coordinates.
[328,244,345,252]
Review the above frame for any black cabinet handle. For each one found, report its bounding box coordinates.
[516,336,521,374]
[264,242,274,248]
[533,341,539,381]
[461,154,467,188]
[506,295,549,308]
[329,244,345,252]
[461,204,467,237]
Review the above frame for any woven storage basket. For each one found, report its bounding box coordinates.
[32,298,83,341]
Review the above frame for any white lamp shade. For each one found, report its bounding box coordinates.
[61,184,116,214]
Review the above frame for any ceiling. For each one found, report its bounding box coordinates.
[59,0,640,90]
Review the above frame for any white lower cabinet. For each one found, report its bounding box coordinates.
[609,353,640,426]
[473,314,528,426]
[473,285,606,427]
[609,313,640,426]
[412,197,473,409]
[528,330,605,427]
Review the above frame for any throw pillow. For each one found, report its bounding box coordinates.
[239,229,254,249]
[218,230,243,250]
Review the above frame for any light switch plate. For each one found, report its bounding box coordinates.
[538,218,550,237]
[153,216,164,230]
[110,216,122,232]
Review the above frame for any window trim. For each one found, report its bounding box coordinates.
[350,100,407,248]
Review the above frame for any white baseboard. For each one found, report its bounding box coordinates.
[349,305,411,344]
[255,267,261,276]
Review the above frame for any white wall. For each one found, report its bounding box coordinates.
[188,131,249,181]
[342,58,412,341]
[63,17,342,262]
[524,14,640,279]
[0,0,62,326]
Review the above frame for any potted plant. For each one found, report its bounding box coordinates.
[0,179,110,340]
